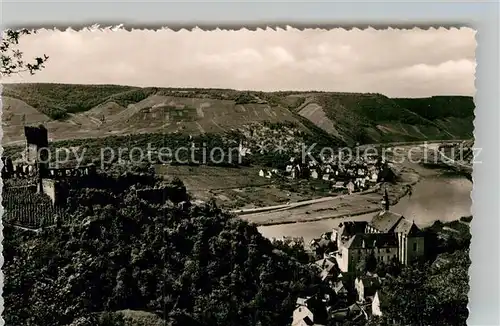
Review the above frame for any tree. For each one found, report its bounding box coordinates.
[378,251,469,326]
[356,253,377,274]
[3,170,322,326]
[1,28,49,76]
[375,257,401,278]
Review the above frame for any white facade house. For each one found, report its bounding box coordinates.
[346,181,355,194]
[371,291,384,317]
[311,169,319,179]
[292,306,315,326]
[333,192,425,273]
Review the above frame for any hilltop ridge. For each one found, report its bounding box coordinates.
[2,83,474,145]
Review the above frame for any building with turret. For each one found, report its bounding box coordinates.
[3,125,96,228]
[333,188,425,273]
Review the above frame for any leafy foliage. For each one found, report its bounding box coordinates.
[423,220,472,261]
[355,252,377,274]
[2,83,137,119]
[1,29,49,76]
[3,171,320,326]
[46,131,249,168]
[235,92,259,105]
[315,93,474,144]
[374,250,469,326]
[271,239,313,265]
[366,220,472,326]
[394,96,475,120]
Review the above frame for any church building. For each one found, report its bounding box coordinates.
[333,188,425,273]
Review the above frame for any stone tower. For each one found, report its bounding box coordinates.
[24,125,49,184]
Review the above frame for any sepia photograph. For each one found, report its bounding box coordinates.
[1,26,475,326]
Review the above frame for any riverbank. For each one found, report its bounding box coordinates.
[255,144,473,243]
[241,143,471,227]
[257,173,472,244]
[251,207,383,227]
[241,168,420,226]
[236,183,382,216]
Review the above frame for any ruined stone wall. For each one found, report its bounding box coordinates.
[47,166,95,178]
[2,163,36,179]
[0,162,94,180]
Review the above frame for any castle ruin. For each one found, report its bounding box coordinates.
[2,125,96,228]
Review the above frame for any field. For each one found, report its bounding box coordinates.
[1,83,475,211]
[2,186,67,228]
[155,165,335,209]
[2,83,474,146]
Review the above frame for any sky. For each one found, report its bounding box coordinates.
[2,26,476,98]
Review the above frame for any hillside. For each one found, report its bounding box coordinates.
[295,93,474,143]
[1,83,474,145]
[3,172,320,326]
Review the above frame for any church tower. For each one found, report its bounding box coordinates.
[381,187,390,211]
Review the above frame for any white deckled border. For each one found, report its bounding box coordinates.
[0,20,497,326]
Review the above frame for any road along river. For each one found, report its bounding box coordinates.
[254,144,473,244]
[257,172,472,244]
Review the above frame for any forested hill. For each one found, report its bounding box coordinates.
[3,170,321,326]
[2,169,473,326]
[2,83,474,145]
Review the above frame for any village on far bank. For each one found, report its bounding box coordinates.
[256,149,396,196]
[1,124,472,326]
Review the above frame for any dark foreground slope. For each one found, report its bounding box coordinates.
[2,167,471,326]
[2,83,474,145]
[3,171,319,326]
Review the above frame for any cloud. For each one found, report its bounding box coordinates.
[267,46,296,65]
[399,59,476,80]
[2,27,476,97]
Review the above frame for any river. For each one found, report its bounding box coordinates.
[258,173,472,244]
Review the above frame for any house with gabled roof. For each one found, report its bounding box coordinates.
[292,305,316,326]
[314,257,340,282]
[332,280,349,298]
[371,290,389,317]
[331,221,368,248]
[292,296,328,326]
[355,275,382,303]
[365,189,425,265]
[311,169,319,179]
[333,188,425,272]
[335,232,399,273]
